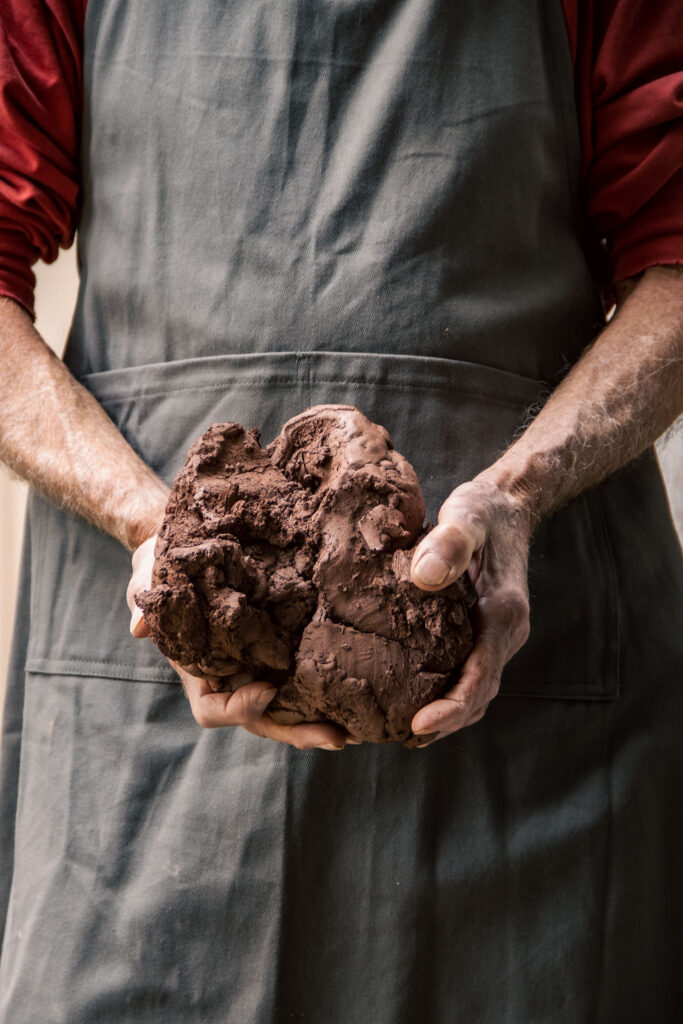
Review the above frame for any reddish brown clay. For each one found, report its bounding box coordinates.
[137,406,475,744]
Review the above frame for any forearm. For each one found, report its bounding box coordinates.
[483,266,683,524]
[0,297,169,550]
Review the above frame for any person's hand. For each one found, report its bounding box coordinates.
[409,479,532,745]
[127,536,349,750]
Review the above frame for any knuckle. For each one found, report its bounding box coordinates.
[469,705,487,725]
[439,491,489,537]
[229,688,254,722]
[486,587,529,633]
[498,586,529,619]
[192,705,213,729]
[485,676,502,701]
[449,694,472,713]
[288,734,314,750]
[439,521,476,560]
[515,613,531,647]
[420,523,471,565]
[463,650,502,697]
[442,692,477,722]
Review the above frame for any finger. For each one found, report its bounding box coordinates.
[181,675,277,729]
[252,718,348,750]
[411,626,504,736]
[411,573,531,737]
[414,731,440,748]
[132,535,157,570]
[130,605,151,638]
[411,518,486,591]
[128,535,157,636]
[234,685,348,747]
[181,673,348,749]
[126,571,151,636]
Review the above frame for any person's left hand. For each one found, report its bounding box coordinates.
[409,478,533,746]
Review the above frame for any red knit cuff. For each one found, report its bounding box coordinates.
[612,246,683,288]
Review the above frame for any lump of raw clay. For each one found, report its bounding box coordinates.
[137,406,475,745]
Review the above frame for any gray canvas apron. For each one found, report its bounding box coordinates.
[2,1,682,1021]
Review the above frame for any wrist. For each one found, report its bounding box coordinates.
[474,454,546,532]
[118,482,170,551]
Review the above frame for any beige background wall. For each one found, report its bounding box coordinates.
[1,249,682,716]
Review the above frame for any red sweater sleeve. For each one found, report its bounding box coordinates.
[0,0,85,318]
[564,0,683,293]
[1,2,681,317]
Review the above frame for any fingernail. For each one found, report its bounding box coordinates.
[346,739,362,745]
[318,743,344,751]
[416,733,439,748]
[413,551,450,587]
[412,717,436,735]
[129,606,143,635]
[256,688,277,710]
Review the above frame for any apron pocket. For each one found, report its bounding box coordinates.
[25,350,618,699]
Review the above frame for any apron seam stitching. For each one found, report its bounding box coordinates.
[92,381,540,409]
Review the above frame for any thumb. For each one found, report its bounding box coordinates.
[411,518,485,592]
[130,603,151,638]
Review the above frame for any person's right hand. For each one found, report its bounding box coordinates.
[127,536,350,750]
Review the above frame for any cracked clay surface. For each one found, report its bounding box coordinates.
[137,406,475,744]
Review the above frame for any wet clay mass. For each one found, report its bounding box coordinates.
[137,406,475,744]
